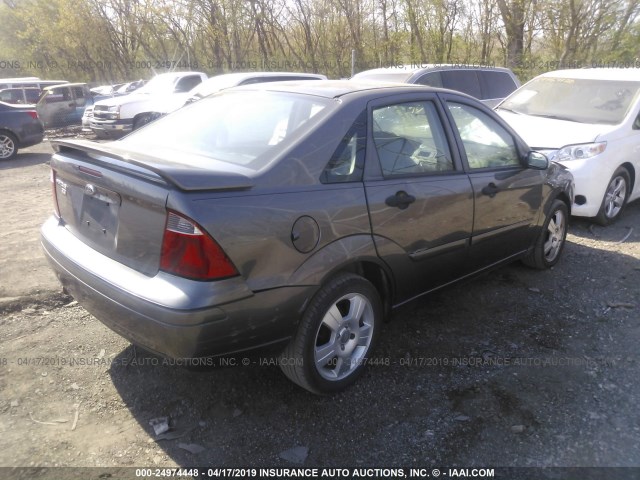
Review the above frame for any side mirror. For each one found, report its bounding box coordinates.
[527,151,549,170]
[633,115,640,130]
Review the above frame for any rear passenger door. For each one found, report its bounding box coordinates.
[364,94,474,302]
[441,95,543,268]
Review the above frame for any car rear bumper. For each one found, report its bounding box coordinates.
[18,131,44,149]
[41,216,310,359]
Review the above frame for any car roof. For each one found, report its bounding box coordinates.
[43,82,88,90]
[539,68,640,81]
[354,64,515,76]
[211,72,326,82]
[153,71,204,79]
[0,87,41,91]
[232,79,465,100]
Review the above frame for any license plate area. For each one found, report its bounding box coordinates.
[57,179,121,250]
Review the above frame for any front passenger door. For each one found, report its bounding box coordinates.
[443,99,543,267]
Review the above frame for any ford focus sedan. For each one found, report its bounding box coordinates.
[41,82,573,394]
[496,68,640,225]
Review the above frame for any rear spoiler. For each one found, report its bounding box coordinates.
[51,139,254,192]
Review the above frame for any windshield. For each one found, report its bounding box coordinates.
[135,75,178,95]
[499,77,640,125]
[189,76,242,99]
[119,90,332,170]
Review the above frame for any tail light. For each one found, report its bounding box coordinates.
[160,211,238,281]
[50,168,61,218]
[26,111,39,120]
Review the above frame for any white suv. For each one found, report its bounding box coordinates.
[497,68,640,225]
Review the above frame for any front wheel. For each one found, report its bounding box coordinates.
[595,167,630,226]
[523,199,569,270]
[133,113,155,130]
[280,273,382,394]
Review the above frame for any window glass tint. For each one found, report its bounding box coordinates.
[447,102,519,169]
[25,89,40,103]
[441,70,481,98]
[372,101,454,176]
[415,72,443,88]
[121,91,331,171]
[322,111,366,183]
[480,71,517,99]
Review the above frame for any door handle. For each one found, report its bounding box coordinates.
[68,103,75,107]
[385,191,416,210]
[482,182,499,198]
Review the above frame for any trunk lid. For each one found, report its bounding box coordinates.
[50,139,253,276]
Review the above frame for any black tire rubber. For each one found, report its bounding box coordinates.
[133,113,153,130]
[280,273,382,395]
[522,199,569,270]
[594,167,631,226]
[0,131,18,160]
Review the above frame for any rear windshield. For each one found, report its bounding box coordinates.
[499,77,640,125]
[120,90,332,170]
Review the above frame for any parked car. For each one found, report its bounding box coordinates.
[36,83,94,127]
[496,68,640,225]
[351,65,520,108]
[41,82,573,394]
[0,101,44,159]
[90,72,207,138]
[83,81,146,131]
[184,72,328,105]
[0,87,41,105]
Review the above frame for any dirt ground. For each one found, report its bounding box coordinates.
[1,138,639,477]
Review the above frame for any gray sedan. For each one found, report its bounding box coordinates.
[41,81,573,394]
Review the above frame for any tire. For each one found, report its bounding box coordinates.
[0,131,18,160]
[522,199,569,270]
[133,114,153,130]
[595,167,631,226]
[133,113,159,130]
[280,273,382,394]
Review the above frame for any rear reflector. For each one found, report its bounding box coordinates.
[160,211,238,281]
[50,168,61,218]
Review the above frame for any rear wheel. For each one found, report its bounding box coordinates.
[0,131,18,160]
[280,273,382,394]
[595,167,630,226]
[523,199,568,270]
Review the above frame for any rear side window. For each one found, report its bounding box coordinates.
[175,75,202,92]
[415,72,443,88]
[321,111,366,183]
[480,71,517,100]
[372,101,454,177]
[441,70,482,99]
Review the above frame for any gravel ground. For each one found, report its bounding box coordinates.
[0,140,639,478]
